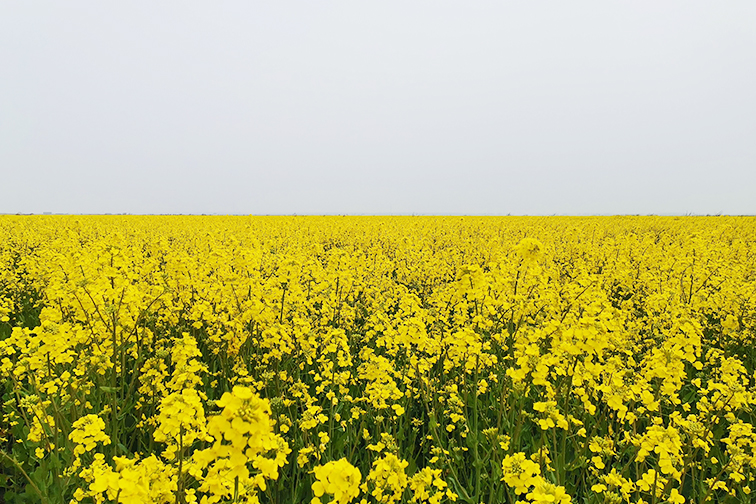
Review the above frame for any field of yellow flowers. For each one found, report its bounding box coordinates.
[1,216,755,504]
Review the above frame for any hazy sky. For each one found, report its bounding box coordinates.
[1,2,754,215]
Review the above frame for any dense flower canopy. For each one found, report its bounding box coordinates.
[1,215,755,504]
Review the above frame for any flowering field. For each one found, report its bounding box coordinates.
[1,216,756,504]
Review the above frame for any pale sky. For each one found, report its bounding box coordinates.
[1,1,754,215]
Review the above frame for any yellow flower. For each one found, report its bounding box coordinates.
[193,386,290,502]
[366,453,409,504]
[514,237,544,263]
[408,467,451,504]
[69,414,111,457]
[526,479,572,504]
[668,488,685,504]
[312,458,362,504]
[501,452,541,495]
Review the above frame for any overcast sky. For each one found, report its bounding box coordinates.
[1,2,754,215]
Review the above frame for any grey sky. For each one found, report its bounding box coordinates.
[1,1,754,215]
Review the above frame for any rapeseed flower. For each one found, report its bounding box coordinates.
[501,452,542,495]
[69,414,111,456]
[311,458,362,504]
[365,453,408,503]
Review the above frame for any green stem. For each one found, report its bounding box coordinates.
[0,450,47,503]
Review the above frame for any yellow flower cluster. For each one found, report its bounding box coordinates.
[408,468,457,504]
[69,414,111,456]
[501,452,543,494]
[501,452,571,504]
[501,452,572,504]
[153,388,209,460]
[77,453,177,504]
[365,453,409,503]
[311,458,362,504]
[192,386,290,503]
